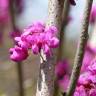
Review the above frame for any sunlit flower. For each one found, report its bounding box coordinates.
[9,46,28,62]
[9,22,59,62]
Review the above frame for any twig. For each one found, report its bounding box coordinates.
[54,1,70,96]
[9,0,24,96]
[66,0,93,96]
[57,0,70,61]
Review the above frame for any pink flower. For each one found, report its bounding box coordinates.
[15,37,31,49]
[58,75,70,92]
[74,86,87,96]
[0,0,9,23]
[90,5,96,24]
[55,60,70,79]
[9,22,59,62]
[55,60,70,92]
[9,46,28,62]
[82,48,94,72]
[88,58,96,74]
[21,22,59,55]
[81,44,95,72]
[10,28,21,40]
[89,88,96,96]
[78,72,92,85]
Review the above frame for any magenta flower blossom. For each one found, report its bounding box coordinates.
[0,0,9,23]
[10,28,21,40]
[74,58,96,96]
[9,22,59,62]
[55,60,70,79]
[69,0,76,6]
[17,22,59,55]
[90,5,96,24]
[78,71,92,85]
[9,46,28,62]
[89,88,96,96]
[81,45,95,72]
[58,75,70,92]
[74,86,87,96]
[55,60,70,92]
[88,59,96,74]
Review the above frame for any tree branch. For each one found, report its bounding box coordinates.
[66,0,93,96]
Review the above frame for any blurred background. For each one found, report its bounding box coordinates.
[0,0,96,96]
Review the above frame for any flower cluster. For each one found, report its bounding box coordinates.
[74,58,96,96]
[81,43,96,72]
[55,43,96,95]
[9,22,59,62]
[55,58,96,96]
[55,60,70,92]
[90,5,96,24]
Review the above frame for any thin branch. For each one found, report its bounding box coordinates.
[57,0,70,61]
[54,1,70,96]
[66,0,93,96]
[17,62,24,96]
[9,1,24,96]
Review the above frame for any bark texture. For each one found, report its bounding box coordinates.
[57,0,70,61]
[36,0,64,96]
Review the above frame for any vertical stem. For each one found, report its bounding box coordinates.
[17,62,24,96]
[66,0,93,96]
[57,0,70,61]
[9,0,24,96]
[54,1,70,96]
[36,0,64,96]
[9,0,16,30]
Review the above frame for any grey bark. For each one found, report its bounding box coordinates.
[36,0,64,96]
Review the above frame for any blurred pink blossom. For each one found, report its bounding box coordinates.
[74,86,87,96]
[90,5,96,24]
[81,45,95,72]
[0,0,9,23]
[58,75,70,92]
[10,28,21,40]
[74,58,96,96]
[55,60,70,79]
[89,88,96,96]
[55,60,70,92]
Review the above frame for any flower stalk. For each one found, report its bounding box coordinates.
[66,0,93,96]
